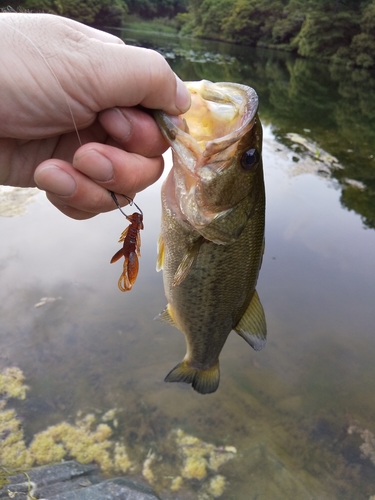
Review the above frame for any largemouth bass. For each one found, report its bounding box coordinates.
[154,80,266,395]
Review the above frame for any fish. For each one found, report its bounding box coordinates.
[154,80,266,395]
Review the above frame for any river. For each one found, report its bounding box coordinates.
[0,29,374,499]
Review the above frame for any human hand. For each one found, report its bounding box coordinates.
[0,13,190,219]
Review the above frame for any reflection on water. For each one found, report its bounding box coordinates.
[0,187,39,217]
[1,30,375,499]
[119,27,375,230]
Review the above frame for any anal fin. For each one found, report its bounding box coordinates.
[155,304,176,327]
[234,290,267,351]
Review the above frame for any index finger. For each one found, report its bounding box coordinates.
[76,43,191,115]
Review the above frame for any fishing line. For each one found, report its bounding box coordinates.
[1,18,82,147]
[2,16,142,219]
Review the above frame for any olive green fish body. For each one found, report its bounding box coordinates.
[155,81,266,394]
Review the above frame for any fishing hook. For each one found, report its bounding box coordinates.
[109,190,143,216]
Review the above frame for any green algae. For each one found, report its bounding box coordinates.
[0,367,133,476]
[0,368,236,499]
[0,367,29,400]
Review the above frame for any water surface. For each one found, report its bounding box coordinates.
[1,30,375,499]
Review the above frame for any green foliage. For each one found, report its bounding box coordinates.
[125,0,188,19]
[59,0,101,24]
[175,11,190,31]
[293,11,360,58]
[183,0,204,33]
[222,0,261,44]
[94,0,127,27]
[222,0,285,45]
[14,0,62,15]
[164,36,375,229]
[124,15,179,33]
[175,0,375,69]
[125,0,157,18]
[329,1,375,68]
[7,0,373,67]
[361,0,375,35]
[197,0,234,39]
[1,0,127,26]
[341,186,375,230]
[3,0,374,67]
[272,10,305,45]
[348,33,375,68]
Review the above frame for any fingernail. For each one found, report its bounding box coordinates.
[105,107,133,142]
[35,164,77,196]
[75,150,114,182]
[175,75,191,113]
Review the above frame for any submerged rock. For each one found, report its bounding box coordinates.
[0,461,161,500]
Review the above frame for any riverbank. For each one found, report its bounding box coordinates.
[124,5,375,70]
[122,15,179,35]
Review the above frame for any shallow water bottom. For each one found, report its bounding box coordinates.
[0,131,375,499]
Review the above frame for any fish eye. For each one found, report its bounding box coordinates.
[240,148,259,171]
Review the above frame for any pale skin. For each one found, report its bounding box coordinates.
[0,13,191,219]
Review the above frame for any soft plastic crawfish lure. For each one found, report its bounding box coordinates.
[110,192,144,292]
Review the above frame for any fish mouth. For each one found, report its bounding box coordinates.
[184,80,258,158]
[155,80,258,171]
[154,81,260,234]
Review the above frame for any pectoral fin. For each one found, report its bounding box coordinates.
[156,234,165,272]
[173,237,204,286]
[234,290,267,351]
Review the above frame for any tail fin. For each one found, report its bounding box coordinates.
[164,360,220,395]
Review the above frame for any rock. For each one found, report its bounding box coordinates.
[0,461,160,500]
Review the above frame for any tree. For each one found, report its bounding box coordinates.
[124,0,188,19]
[293,10,360,58]
[2,0,127,26]
[331,0,375,68]
[222,0,284,45]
